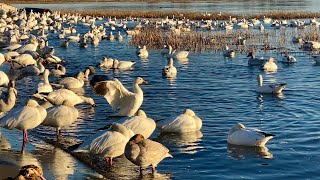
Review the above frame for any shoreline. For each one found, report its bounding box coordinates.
[3,0,227,4]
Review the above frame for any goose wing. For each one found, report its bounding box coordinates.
[140,139,171,161]
[93,79,135,111]
[227,129,268,146]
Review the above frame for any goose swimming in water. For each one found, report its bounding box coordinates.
[162,58,177,78]
[247,52,266,66]
[260,57,278,72]
[93,77,147,116]
[281,52,297,63]
[256,74,286,94]
[227,123,274,146]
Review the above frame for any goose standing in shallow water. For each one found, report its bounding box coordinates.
[125,134,173,174]
[162,58,177,78]
[256,74,286,94]
[0,99,47,152]
[74,123,134,166]
[227,123,274,146]
[156,109,202,133]
[117,109,156,139]
[93,77,147,116]
[260,57,278,72]
[41,100,79,139]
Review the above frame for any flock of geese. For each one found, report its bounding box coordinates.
[1,7,318,178]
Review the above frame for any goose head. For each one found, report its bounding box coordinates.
[110,123,132,138]
[268,57,275,62]
[128,134,145,144]
[136,109,147,117]
[228,123,245,135]
[183,109,195,116]
[135,77,148,85]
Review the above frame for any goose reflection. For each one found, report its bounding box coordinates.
[155,131,203,154]
[176,58,189,65]
[257,93,286,111]
[227,144,273,160]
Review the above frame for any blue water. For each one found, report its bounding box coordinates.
[13,0,320,13]
[2,2,320,179]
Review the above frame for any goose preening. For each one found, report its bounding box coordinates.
[50,64,66,76]
[167,45,189,59]
[227,123,274,146]
[247,52,266,66]
[162,58,177,78]
[0,99,47,152]
[93,77,147,116]
[281,52,297,63]
[136,45,149,58]
[125,134,173,174]
[156,109,202,133]
[0,80,17,115]
[117,109,156,139]
[83,66,95,80]
[256,74,286,94]
[223,46,235,58]
[74,123,134,166]
[41,100,79,138]
[260,57,278,72]
[34,88,96,108]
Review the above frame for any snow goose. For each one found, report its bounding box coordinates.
[156,109,202,133]
[0,71,10,87]
[260,57,278,72]
[34,89,96,108]
[136,45,149,58]
[54,72,85,89]
[41,100,79,138]
[247,52,266,66]
[83,66,95,80]
[117,109,156,139]
[37,69,53,94]
[115,31,123,41]
[167,45,189,59]
[10,54,37,68]
[50,64,66,76]
[17,37,39,53]
[223,46,235,58]
[98,57,114,68]
[19,58,45,76]
[0,99,47,152]
[281,52,297,63]
[125,134,172,174]
[66,33,80,42]
[256,74,286,94]
[162,58,177,78]
[74,123,134,166]
[0,80,17,114]
[93,77,147,116]
[112,59,135,69]
[227,123,274,146]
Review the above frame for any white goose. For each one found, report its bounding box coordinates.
[74,123,134,166]
[37,69,53,94]
[117,109,156,139]
[167,45,189,59]
[281,52,297,63]
[19,58,45,76]
[227,123,274,146]
[54,72,84,89]
[112,59,135,69]
[51,64,66,76]
[34,89,96,108]
[162,58,177,78]
[125,134,172,174]
[0,99,47,152]
[260,57,278,72]
[0,80,17,114]
[156,109,202,133]
[10,54,37,68]
[98,57,114,68]
[93,77,147,116]
[0,71,10,87]
[256,74,286,94]
[41,100,79,138]
[136,45,149,58]
[247,52,266,66]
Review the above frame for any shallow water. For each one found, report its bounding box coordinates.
[13,0,320,13]
[1,7,320,180]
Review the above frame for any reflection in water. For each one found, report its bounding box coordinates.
[156,131,203,154]
[0,133,11,150]
[227,144,273,160]
[257,93,286,110]
[176,58,189,65]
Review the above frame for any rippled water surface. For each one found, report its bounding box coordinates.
[13,0,320,13]
[2,2,320,179]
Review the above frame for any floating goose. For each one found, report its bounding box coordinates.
[136,45,149,58]
[54,72,84,89]
[0,99,47,152]
[223,46,235,58]
[125,134,172,174]
[37,69,53,94]
[247,52,266,66]
[93,77,147,116]
[281,52,297,63]
[0,80,17,114]
[162,58,177,78]
[117,109,156,139]
[157,109,202,133]
[227,123,274,146]
[167,45,189,59]
[41,100,79,138]
[50,64,66,76]
[98,57,114,68]
[260,57,278,72]
[112,59,135,69]
[256,74,286,94]
[74,123,134,166]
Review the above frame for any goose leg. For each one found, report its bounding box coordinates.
[21,130,27,153]
[139,167,143,176]
[56,128,61,139]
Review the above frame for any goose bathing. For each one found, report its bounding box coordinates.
[93,77,147,116]
[227,123,274,146]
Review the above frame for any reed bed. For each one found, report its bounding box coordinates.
[58,10,320,21]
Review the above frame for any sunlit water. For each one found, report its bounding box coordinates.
[1,5,320,180]
[13,0,320,13]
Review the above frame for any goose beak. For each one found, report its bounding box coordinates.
[92,104,97,107]
[142,80,148,85]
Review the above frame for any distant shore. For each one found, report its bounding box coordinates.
[3,0,225,4]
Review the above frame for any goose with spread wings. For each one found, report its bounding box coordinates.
[93,77,147,116]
